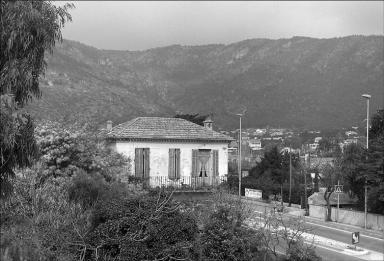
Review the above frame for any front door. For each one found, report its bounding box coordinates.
[191,149,219,187]
[197,149,211,178]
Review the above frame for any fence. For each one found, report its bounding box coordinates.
[309,204,384,231]
[129,175,228,191]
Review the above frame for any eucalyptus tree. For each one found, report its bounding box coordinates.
[0,1,73,197]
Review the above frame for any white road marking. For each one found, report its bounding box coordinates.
[252,209,384,242]
[304,221,384,242]
[248,218,384,260]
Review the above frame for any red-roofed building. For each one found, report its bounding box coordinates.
[106,117,234,189]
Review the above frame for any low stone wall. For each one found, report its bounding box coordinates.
[309,204,384,231]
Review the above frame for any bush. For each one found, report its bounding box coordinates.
[0,172,87,261]
[35,120,129,182]
[286,239,321,261]
[198,205,261,261]
[84,191,198,260]
[367,185,384,215]
[67,170,110,209]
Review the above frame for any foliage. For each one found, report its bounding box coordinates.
[0,1,73,105]
[0,95,38,198]
[320,162,342,221]
[67,170,109,209]
[84,191,198,260]
[35,120,129,183]
[369,109,384,140]
[245,146,302,203]
[0,170,87,261]
[257,212,321,261]
[285,239,321,261]
[335,109,384,214]
[174,113,208,126]
[0,0,73,198]
[250,146,283,183]
[282,136,303,149]
[316,137,342,157]
[340,143,365,199]
[199,205,262,261]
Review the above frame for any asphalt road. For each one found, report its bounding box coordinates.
[243,198,384,261]
[304,220,384,254]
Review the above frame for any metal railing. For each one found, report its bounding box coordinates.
[131,175,228,191]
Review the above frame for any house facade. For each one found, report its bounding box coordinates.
[106,117,233,189]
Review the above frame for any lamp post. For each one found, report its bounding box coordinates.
[236,113,243,199]
[288,145,292,207]
[362,94,371,229]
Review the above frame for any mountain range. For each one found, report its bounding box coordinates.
[27,35,384,131]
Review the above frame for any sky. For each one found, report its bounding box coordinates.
[56,1,384,51]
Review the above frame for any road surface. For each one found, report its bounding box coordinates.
[243,198,384,261]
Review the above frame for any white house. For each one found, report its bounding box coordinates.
[106,116,234,189]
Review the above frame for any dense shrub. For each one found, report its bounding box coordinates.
[35,120,129,182]
[67,170,109,209]
[84,192,198,260]
[199,205,262,261]
[0,172,87,261]
[285,239,321,261]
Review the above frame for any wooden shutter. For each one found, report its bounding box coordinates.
[175,149,180,179]
[191,149,198,177]
[213,150,219,176]
[168,149,175,179]
[135,148,143,178]
[143,148,150,178]
[169,149,180,180]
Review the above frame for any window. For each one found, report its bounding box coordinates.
[168,148,180,180]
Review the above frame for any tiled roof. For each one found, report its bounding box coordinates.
[107,117,234,142]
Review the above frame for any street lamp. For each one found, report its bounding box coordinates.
[236,113,244,199]
[362,94,371,229]
[362,94,371,150]
[288,145,292,207]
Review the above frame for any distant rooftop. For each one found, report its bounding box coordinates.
[107,117,234,142]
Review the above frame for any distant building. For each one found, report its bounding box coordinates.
[345,131,358,137]
[280,147,300,154]
[248,138,262,150]
[340,138,359,151]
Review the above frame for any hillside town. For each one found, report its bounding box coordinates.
[223,126,364,171]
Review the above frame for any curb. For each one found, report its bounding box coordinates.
[343,247,369,256]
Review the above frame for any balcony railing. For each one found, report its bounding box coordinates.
[130,175,228,191]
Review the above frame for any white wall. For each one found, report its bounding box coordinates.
[309,204,384,231]
[114,141,229,179]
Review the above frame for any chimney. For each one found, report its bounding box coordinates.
[203,115,213,130]
[106,120,113,131]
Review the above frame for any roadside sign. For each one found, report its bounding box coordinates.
[335,185,343,194]
[245,188,262,199]
[352,232,360,244]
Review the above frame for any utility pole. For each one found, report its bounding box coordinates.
[288,145,292,207]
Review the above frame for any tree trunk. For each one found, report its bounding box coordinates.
[324,189,333,221]
[314,173,319,192]
[326,198,332,221]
